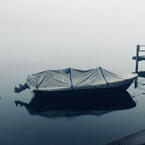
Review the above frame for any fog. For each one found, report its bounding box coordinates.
[0,1,145,145]
[0,0,145,73]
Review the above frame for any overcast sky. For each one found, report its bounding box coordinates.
[0,0,145,73]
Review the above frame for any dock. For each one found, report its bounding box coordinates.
[107,129,145,145]
[132,45,145,88]
[132,45,145,73]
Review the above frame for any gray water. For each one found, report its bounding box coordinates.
[1,0,145,144]
[0,60,145,145]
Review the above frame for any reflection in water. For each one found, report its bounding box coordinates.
[135,71,145,88]
[15,91,136,118]
[137,71,145,78]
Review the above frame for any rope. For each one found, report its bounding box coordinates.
[66,68,73,90]
[99,67,109,88]
[69,68,73,90]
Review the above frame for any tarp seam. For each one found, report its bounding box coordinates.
[36,71,48,89]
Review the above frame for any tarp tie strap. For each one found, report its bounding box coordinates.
[67,68,73,90]
[36,72,48,89]
[99,67,109,88]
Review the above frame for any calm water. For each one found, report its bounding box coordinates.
[0,62,145,145]
[1,0,145,144]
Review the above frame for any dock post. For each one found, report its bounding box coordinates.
[135,45,140,73]
[134,45,140,88]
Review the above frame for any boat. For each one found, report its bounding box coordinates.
[15,91,136,118]
[14,67,137,94]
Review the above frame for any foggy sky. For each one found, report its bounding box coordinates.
[0,0,145,73]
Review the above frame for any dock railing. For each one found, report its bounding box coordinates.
[132,45,145,73]
[133,45,145,88]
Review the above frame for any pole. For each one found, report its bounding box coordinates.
[135,45,140,88]
[135,45,140,73]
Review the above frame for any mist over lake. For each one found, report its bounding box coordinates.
[1,0,145,145]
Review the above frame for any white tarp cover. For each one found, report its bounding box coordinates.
[25,67,137,92]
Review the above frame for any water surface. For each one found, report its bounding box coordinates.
[0,62,145,145]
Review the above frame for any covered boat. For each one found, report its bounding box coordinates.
[14,67,137,94]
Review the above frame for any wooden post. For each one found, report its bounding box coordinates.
[135,45,140,73]
[134,78,138,88]
[134,45,140,88]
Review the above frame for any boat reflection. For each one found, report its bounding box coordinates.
[15,91,136,118]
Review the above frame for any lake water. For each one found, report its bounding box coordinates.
[1,0,145,144]
[0,60,145,145]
